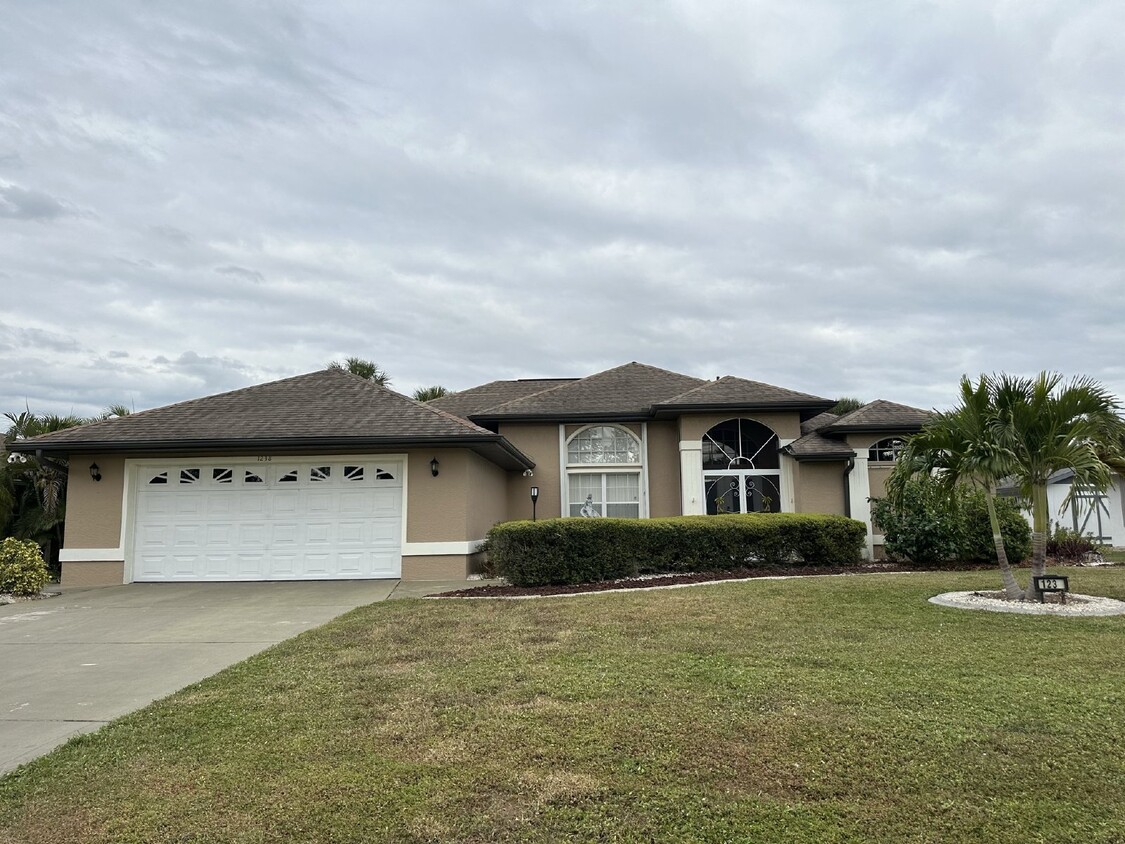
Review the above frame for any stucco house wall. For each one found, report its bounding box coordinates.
[795,462,847,516]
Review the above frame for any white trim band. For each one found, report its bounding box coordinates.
[60,548,125,563]
[402,540,485,556]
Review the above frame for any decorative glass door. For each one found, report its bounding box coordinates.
[701,418,783,515]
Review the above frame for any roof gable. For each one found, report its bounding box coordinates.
[824,399,932,433]
[477,362,706,419]
[11,370,531,468]
[657,376,832,410]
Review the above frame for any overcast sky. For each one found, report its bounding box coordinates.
[2,1,1123,419]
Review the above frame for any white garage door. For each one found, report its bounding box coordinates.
[131,458,403,581]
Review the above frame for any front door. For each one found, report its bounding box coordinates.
[704,471,782,514]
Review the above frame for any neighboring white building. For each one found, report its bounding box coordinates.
[1004,471,1125,547]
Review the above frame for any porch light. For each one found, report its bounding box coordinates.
[430,457,440,477]
[89,462,102,482]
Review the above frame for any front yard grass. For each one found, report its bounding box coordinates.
[2,568,1124,843]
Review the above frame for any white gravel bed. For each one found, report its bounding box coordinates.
[929,590,1125,617]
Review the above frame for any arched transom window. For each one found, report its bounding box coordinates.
[702,419,782,514]
[566,425,642,518]
[868,438,906,463]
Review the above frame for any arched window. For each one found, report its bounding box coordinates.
[868,438,906,463]
[702,419,781,514]
[565,425,642,518]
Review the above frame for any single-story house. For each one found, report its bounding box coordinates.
[9,362,931,586]
[1000,469,1125,546]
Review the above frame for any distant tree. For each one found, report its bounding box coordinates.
[830,397,864,415]
[413,386,450,402]
[329,357,391,387]
[100,403,132,419]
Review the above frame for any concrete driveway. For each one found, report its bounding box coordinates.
[0,580,408,776]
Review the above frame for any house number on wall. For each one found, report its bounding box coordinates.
[256,456,273,462]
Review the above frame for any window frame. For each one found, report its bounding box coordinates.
[562,424,647,519]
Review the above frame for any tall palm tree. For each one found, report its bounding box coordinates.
[992,373,1125,590]
[889,376,1025,599]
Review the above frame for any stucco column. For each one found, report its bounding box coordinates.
[779,439,796,513]
[849,453,874,560]
[679,440,704,515]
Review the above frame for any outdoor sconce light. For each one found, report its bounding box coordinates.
[430,457,440,477]
[89,463,102,482]
[530,485,539,521]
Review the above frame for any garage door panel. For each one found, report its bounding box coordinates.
[133,459,402,581]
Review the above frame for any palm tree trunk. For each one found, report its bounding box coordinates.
[1027,483,1050,599]
[985,491,1024,600]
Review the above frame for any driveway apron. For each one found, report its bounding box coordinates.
[0,580,397,776]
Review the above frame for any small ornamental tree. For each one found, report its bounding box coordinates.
[0,537,50,596]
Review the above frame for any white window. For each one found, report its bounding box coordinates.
[868,438,906,463]
[565,425,643,518]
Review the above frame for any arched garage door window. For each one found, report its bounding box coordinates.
[702,419,781,514]
[566,425,642,518]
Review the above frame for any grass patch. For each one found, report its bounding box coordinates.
[2,568,1125,843]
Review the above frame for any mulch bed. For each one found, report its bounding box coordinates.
[434,562,1005,598]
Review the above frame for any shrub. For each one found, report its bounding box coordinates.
[0,537,50,596]
[1047,525,1101,562]
[870,476,1032,566]
[486,513,867,587]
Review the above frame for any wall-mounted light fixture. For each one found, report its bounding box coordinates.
[530,485,539,521]
[89,462,102,482]
[430,457,440,477]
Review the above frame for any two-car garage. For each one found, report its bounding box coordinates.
[130,457,404,581]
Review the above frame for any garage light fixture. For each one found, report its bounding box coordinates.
[430,457,440,477]
[89,462,102,482]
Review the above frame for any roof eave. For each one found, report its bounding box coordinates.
[471,411,654,424]
[9,435,536,471]
[821,423,925,435]
[651,399,836,418]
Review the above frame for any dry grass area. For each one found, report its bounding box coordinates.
[2,567,1124,843]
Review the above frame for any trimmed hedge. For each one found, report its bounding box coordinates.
[486,513,868,587]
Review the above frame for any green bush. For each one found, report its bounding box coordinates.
[870,477,1031,566]
[0,537,50,596]
[486,513,867,587]
[1047,525,1101,562]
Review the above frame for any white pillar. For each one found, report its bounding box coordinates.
[679,440,704,515]
[779,439,796,513]
[849,453,873,560]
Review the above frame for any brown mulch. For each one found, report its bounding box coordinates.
[433,562,1005,598]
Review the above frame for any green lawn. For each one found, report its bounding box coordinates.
[2,568,1125,843]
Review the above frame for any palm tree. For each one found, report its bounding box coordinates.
[2,411,88,574]
[328,357,391,386]
[889,376,1025,599]
[831,397,864,415]
[413,385,449,402]
[991,373,1125,592]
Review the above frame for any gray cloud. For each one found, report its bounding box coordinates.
[0,184,68,220]
[0,0,1123,417]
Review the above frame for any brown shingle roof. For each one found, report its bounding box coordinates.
[477,362,707,419]
[785,430,854,460]
[11,369,533,468]
[428,378,578,419]
[800,411,839,435]
[656,376,832,410]
[824,399,932,433]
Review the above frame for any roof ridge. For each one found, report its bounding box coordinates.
[401,390,498,435]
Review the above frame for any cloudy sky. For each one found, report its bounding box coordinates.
[2,1,1123,418]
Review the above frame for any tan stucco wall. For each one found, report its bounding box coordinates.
[677,411,802,442]
[60,561,125,588]
[796,462,847,515]
[63,453,125,549]
[646,421,682,517]
[868,465,893,501]
[406,448,474,542]
[402,554,472,580]
[500,423,560,520]
[466,452,510,537]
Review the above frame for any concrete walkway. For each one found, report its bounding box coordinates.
[0,580,419,776]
